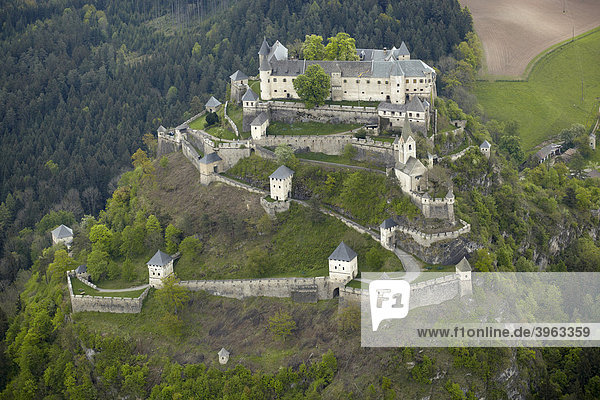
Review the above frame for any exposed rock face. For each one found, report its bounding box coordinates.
[394,233,480,265]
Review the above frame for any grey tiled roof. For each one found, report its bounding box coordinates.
[401,157,426,176]
[378,97,426,115]
[76,264,87,274]
[480,140,491,149]
[251,112,269,126]
[456,257,471,272]
[269,165,294,180]
[242,88,259,102]
[199,152,222,164]
[535,143,561,160]
[401,114,413,141]
[205,96,222,108]
[147,250,172,266]
[176,122,189,131]
[328,242,357,262]
[229,70,248,81]
[52,224,73,238]
[380,218,398,229]
[398,41,410,56]
[258,38,270,56]
[218,348,229,357]
[157,125,167,133]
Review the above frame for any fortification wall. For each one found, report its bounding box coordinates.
[217,146,252,169]
[256,135,352,155]
[339,274,467,310]
[186,131,215,156]
[211,174,267,195]
[180,276,340,301]
[67,273,149,314]
[181,140,203,172]
[391,219,470,248]
[223,101,239,137]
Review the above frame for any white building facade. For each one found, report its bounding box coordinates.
[269,165,294,201]
[328,242,358,282]
[147,250,174,288]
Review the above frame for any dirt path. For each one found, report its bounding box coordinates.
[460,0,600,77]
[95,284,150,293]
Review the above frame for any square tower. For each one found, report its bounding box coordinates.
[51,224,73,248]
[147,250,174,288]
[269,165,294,201]
[328,242,358,282]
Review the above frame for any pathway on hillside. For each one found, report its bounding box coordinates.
[394,247,421,282]
[94,284,150,292]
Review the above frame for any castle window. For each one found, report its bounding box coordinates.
[283,78,286,82]
[385,81,388,84]
[361,92,365,94]
[284,90,287,92]
[158,272,161,276]
[405,79,409,83]
[377,81,381,84]
[428,79,431,83]
[413,79,416,83]
[409,113,412,117]
[380,92,383,94]
[397,83,400,87]
[420,89,423,91]
[409,145,412,150]
[344,79,347,83]
[268,79,270,83]
[344,91,347,93]
[397,90,399,93]
[273,78,277,82]
[420,79,423,83]
[356,80,359,83]
[366,80,370,84]
[274,90,277,92]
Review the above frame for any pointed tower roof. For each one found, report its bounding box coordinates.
[445,188,454,199]
[480,140,491,149]
[401,114,413,141]
[258,38,270,55]
[398,41,410,56]
[218,348,230,357]
[269,165,294,180]
[147,250,173,266]
[242,88,259,102]
[229,70,249,81]
[157,125,167,133]
[328,242,357,262]
[380,218,398,229]
[456,257,471,272]
[205,96,222,108]
[52,224,73,239]
[199,152,222,164]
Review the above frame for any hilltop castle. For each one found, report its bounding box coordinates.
[232,39,435,134]
[257,38,436,105]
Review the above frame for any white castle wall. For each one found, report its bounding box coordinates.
[67,273,149,314]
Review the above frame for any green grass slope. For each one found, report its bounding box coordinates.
[475,28,600,151]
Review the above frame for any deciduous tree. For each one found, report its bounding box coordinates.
[292,65,330,108]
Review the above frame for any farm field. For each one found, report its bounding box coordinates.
[460,0,600,77]
[475,28,600,151]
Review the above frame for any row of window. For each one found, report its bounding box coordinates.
[270,78,432,84]
[382,111,421,118]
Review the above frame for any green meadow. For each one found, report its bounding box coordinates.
[475,28,600,151]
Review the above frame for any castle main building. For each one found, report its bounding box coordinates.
[258,38,436,105]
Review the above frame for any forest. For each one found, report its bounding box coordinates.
[0,0,472,306]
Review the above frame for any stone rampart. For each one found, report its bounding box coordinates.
[211,174,267,195]
[256,135,353,155]
[180,276,340,301]
[186,131,215,155]
[223,101,239,137]
[261,197,290,217]
[67,273,149,314]
[181,140,203,172]
[391,219,471,247]
[339,273,469,310]
[216,146,252,169]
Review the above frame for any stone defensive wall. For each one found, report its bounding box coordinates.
[67,273,149,314]
[181,139,204,172]
[244,101,378,131]
[211,174,267,195]
[338,273,470,310]
[409,191,455,222]
[393,219,471,247]
[254,135,394,165]
[223,101,239,137]
[180,276,344,303]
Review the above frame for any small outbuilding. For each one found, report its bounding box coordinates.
[147,250,174,288]
[75,264,90,280]
[269,165,294,201]
[379,218,398,249]
[242,88,259,108]
[205,96,222,113]
[328,242,358,282]
[250,112,269,140]
[218,348,230,365]
[51,224,73,247]
[479,140,491,158]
